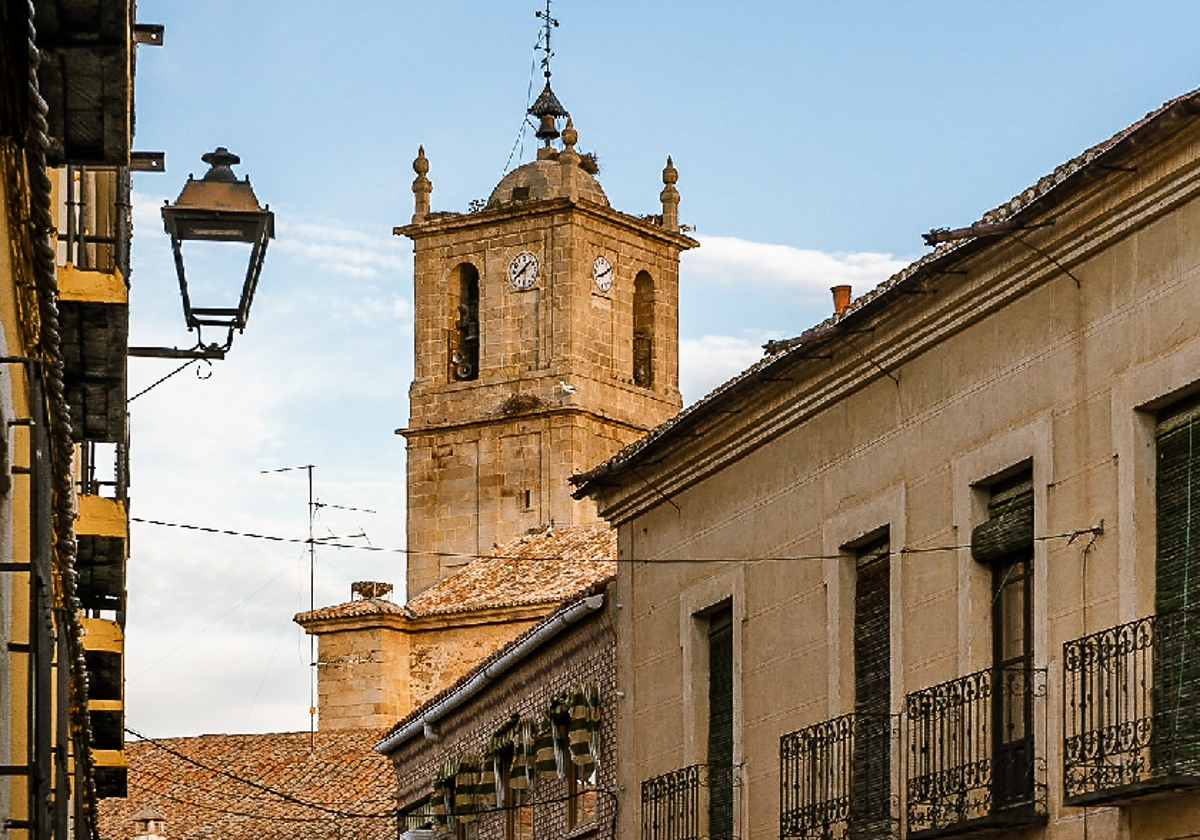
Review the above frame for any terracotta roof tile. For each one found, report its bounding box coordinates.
[403,525,616,617]
[97,729,394,840]
[295,595,405,625]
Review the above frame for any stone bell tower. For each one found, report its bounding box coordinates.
[396,79,697,598]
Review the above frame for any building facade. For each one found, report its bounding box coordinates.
[376,580,616,840]
[2,2,150,838]
[394,100,696,598]
[576,87,1200,840]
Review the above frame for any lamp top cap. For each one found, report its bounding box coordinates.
[199,147,242,183]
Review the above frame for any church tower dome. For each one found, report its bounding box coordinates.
[488,156,608,207]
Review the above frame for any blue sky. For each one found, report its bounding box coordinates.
[121,1,1200,737]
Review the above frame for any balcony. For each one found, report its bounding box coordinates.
[641,764,738,840]
[1063,610,1200,805]
[75,494,127,622]
[780,713,896,840]
[81,616,127,798]
[58,263,128,444]
[905,667,1047,838]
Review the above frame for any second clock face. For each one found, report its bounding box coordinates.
[592,255,613,292]
[509,251,539,289]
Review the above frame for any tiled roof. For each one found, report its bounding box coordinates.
[295,595,405,625]
[97,729,394,840]
[572,85,1200,493]
[404,525,616,617]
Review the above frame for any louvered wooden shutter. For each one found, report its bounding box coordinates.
[1153,399,1200,773]
[1156,401,1200,614]
[851,541,891,832]
[707,606,734,840]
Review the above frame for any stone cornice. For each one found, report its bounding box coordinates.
[296,602,556,634]
[395,197,699,250]
[396,404,665,439]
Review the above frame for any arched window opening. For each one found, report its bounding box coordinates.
[633,271,654,387]
[448,263,480,381]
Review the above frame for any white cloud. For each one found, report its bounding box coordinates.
[685,234,912,296]
[680,332,779,404]
[274,219,410,279]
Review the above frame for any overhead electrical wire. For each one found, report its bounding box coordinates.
[127,775,380,824]
[131,516,1104,564]
[123,726,617,825]
[124,727,398,820]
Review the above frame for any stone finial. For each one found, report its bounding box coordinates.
[561,117,578,151]
[559,117,580,202]
[660,155,680,231]
[352,581,394,600]
[412,146,432,223]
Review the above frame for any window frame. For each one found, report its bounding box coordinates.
[566,755,598,832]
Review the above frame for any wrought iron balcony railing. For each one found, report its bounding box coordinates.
[780,713,897,840]
[1063,609,1200,804]
[906,667,1047,838]
[641,764,738,840]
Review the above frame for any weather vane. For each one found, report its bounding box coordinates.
[535,0,558,80]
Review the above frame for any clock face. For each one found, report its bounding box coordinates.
[592,255,614,292]
[509,251,539,289]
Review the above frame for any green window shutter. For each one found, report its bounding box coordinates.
[1154,399,1200,773]
[854,543,890,718]
[971,481,1034,565]
[851,540,891,834]
[707,607,734,767]
[1157,405,1200,615]
[707,605,734,840]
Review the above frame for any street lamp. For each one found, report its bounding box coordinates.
[128,147,274,359]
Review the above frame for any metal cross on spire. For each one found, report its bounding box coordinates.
[535,0,558,80]
[528,0,568,145]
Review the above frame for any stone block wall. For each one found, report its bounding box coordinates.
[402,201,690,597]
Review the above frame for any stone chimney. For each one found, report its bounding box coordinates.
[131,806,166,840]
[294,582,411,731]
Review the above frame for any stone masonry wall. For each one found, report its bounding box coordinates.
[404,202,687,597]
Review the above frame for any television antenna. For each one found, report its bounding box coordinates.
[261,464,374,747]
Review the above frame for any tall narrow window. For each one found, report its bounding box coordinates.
[707,604,734,840]
[971,471,1034,809]
[633,271,654,387]
[448,263,480,381]
[851,536,890,838]
[567,757,597,830]
[502,748,534,840]
[1154,396,1200,770]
